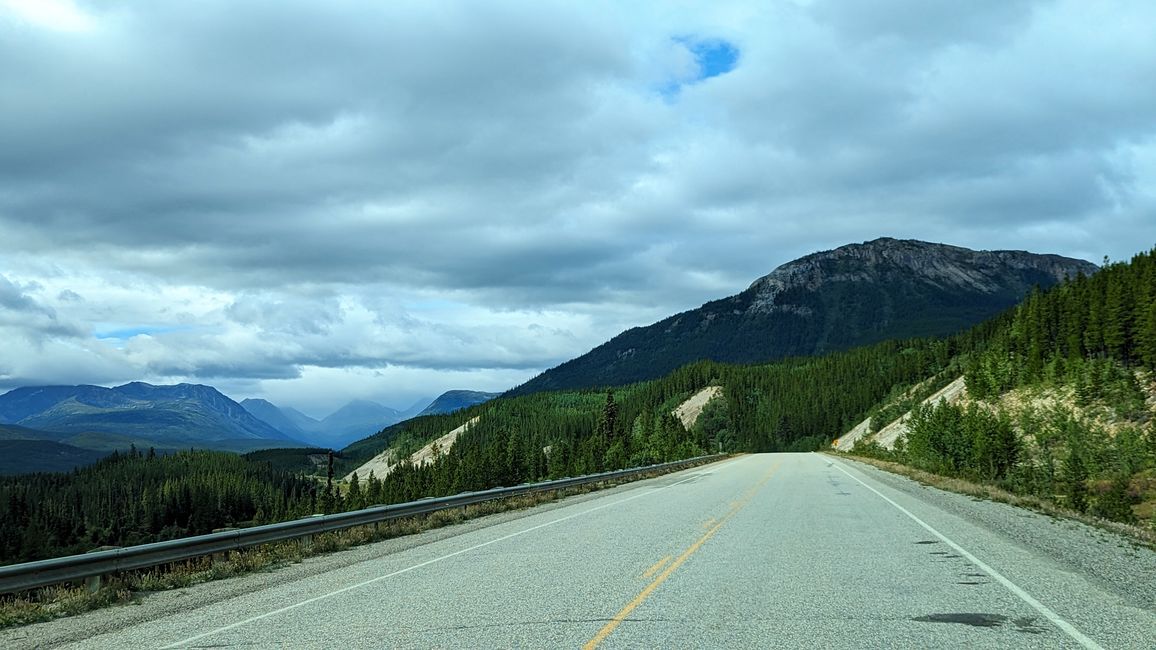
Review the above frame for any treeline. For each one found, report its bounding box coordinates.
[967,248,1156,398]
[0,448,316,564]
[338,364,723,507]
[719,336,970,452]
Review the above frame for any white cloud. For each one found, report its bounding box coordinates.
[1,0,95,33]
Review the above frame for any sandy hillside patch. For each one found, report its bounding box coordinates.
[870,376,968,450]
[836,376,945,451]
[345,417,479,482]
[834,417,872,452]
[674,386,722,430]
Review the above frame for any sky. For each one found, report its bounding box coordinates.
[1,0,1154,417]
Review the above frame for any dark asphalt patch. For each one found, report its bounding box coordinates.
[912,613,1047,635]
[913,613,1007,627]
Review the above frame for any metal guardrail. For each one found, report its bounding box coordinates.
[0,454,723,596]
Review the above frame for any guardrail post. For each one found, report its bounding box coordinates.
[211,528,238,564]
[84,546,120,593]
[300,514,325,552]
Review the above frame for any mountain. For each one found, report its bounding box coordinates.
[511,238,1098,395]
[0,383,304,453]
[314,399,406,448]
[280,405,328,433]
[400,396,434,418]
[240,398,315,441]
[418,390,500,417]
[242,397,434,449]
[0,385,137,424]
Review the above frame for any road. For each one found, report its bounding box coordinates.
[6,453,1155,648]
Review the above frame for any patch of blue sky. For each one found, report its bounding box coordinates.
[94,325,188,340]
[660,36,739,100]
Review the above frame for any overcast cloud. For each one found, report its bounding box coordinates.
[2,0,1154,416]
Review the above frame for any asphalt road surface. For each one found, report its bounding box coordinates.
[7,453,1155,648]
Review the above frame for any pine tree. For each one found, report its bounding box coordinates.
[1103,275,1132,362]
[1063,448,1089,513]
[347,472,362,511]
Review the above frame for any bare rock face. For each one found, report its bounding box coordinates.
[746,238,1097,316]
[511,238,1097,396]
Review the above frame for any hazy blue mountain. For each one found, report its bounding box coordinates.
[242,397,434,449]
[240,398,314,440]
[418,390,500,417]
[280,406,327,434]
[0,382,305,454]
[511,238,1099,395]
[313,399,405,448]
[400,397,433,419]
[0,385,136,424]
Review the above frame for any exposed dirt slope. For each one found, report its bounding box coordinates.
[344,416,479,482]
[673,386,722,430]
[844,376,969,450]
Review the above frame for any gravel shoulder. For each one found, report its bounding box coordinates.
[836,455,1156,613]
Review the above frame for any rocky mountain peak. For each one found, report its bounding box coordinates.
[745,238,1097,315]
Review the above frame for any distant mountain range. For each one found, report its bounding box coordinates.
[238,393,425,448]
[0,382,301,448]
[240,398,426,450]
[510,238,1098,395]
[0,382,311,473]
[241,390,500,448]
[0,380,504,474]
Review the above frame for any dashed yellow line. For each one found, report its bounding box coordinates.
[584,462,780,649]
[641,555,672,580]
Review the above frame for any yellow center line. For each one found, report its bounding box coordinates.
[641,555,672,580]
[583,461,781,650]
[701,517,717,530]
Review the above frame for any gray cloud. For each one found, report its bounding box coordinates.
[0,274,84,338]
[1,0,1154,413]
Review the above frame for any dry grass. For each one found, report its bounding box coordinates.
[837,453,1156,549]
[0,458,720,629]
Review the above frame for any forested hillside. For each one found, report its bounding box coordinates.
[0,448,316,564]
[853,248,1156,527]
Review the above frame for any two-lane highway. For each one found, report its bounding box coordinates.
[7,453,1155,648]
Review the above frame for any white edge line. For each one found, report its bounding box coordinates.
[160,464,728,649]
[827,457,1105,650]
